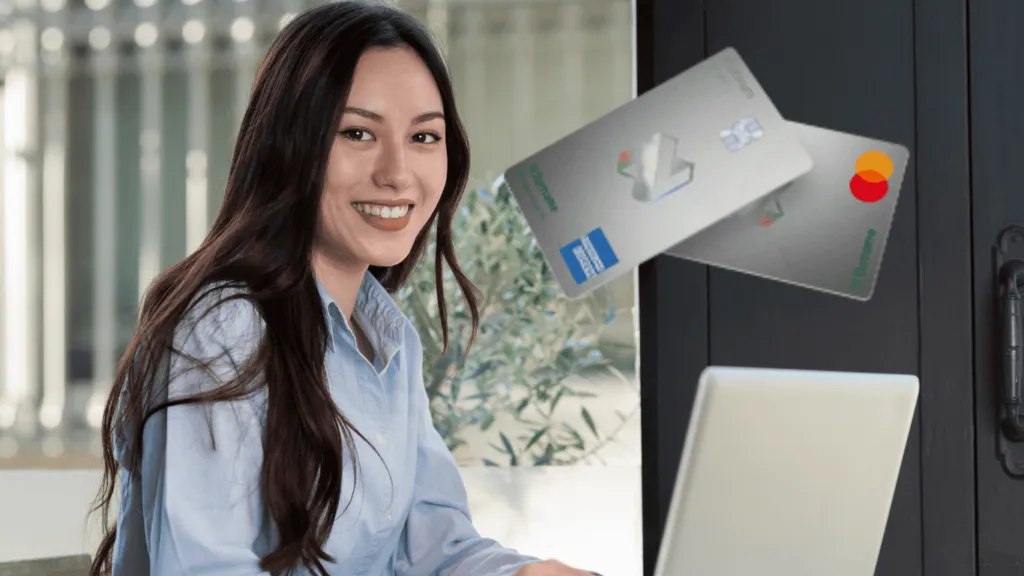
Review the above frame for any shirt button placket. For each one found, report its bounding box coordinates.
[365,365,394,525]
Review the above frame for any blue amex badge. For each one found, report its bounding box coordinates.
[559,227,620,285]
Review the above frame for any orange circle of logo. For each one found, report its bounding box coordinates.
[849,151,893,203]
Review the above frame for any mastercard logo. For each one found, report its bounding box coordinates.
[849,151,894,203]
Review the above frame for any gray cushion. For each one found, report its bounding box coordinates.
[0,555,92,576]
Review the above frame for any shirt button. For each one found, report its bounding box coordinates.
[385,509,393,522]
[377,434,388,447]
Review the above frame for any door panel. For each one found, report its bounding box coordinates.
[969,0,1024,572]
[702,1,921,574]
[639,1,980,575]
[914,0,977,574]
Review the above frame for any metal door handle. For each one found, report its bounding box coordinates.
[994,225,1024,476]
[998,258,1024,440]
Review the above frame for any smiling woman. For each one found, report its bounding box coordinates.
[344,104,441,232]
[314,46,451,288]
[85,3,592,576]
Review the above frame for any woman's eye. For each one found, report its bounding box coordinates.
[412,132,442,144]
[341,128,374,142]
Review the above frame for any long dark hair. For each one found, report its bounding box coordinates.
[88,4,478,575]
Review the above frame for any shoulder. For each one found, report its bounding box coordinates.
[175,282,265,358]
[161,283,267,401]
[116,283,268,463]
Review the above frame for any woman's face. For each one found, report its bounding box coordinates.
[316,46,448,270]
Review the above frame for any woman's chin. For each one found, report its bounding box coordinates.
[365,249,414,269]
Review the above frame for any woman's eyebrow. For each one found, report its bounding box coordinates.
[342,107,444,125]
[342,107,384,123]
[412,111,444,124]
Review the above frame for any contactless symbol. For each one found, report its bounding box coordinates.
[849,151,894,203]
[720,116,764,152]
[617,132,695,204]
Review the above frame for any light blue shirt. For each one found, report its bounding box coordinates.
[111,272,540,575]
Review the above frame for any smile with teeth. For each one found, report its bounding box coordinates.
[352,203,412,219]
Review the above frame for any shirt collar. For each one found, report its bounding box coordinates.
[315,272,408,365]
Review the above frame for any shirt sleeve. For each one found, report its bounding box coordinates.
[133,294,273,575]
[394,331,541,576]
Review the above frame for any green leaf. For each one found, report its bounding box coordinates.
[534,442,555,466]
[525,426,549,451]
[549,388,566,413]
[566,389,597,398]
[482,459,500,467]
[581,407,599,438]
[515,398,530,414]
[497,432,516,455]
[563,424,585,450]
[480,412,495,431]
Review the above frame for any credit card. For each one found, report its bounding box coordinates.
[499,47,813,298]
[664,121,909,301]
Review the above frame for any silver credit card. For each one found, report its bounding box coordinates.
[664,121,909,301]
[500,47,814,298]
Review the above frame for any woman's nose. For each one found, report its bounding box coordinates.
[372,142,414,191]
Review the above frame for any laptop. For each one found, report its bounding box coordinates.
[664,122,910,301]
[500,47,813,298]
[654,366,919,576]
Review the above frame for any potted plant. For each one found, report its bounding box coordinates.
[397,176,638,466]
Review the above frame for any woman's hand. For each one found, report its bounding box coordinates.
[513,559,597,575]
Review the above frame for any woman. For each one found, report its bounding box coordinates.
[88,3,595,575]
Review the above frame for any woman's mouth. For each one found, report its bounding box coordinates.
[352,202,414,232]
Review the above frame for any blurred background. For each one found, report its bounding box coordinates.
[0,0,639,470]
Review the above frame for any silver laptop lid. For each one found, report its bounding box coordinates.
[655,366,919,576]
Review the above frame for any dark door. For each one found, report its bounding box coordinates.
[637,0,977,575]
[970,0,1024,573]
